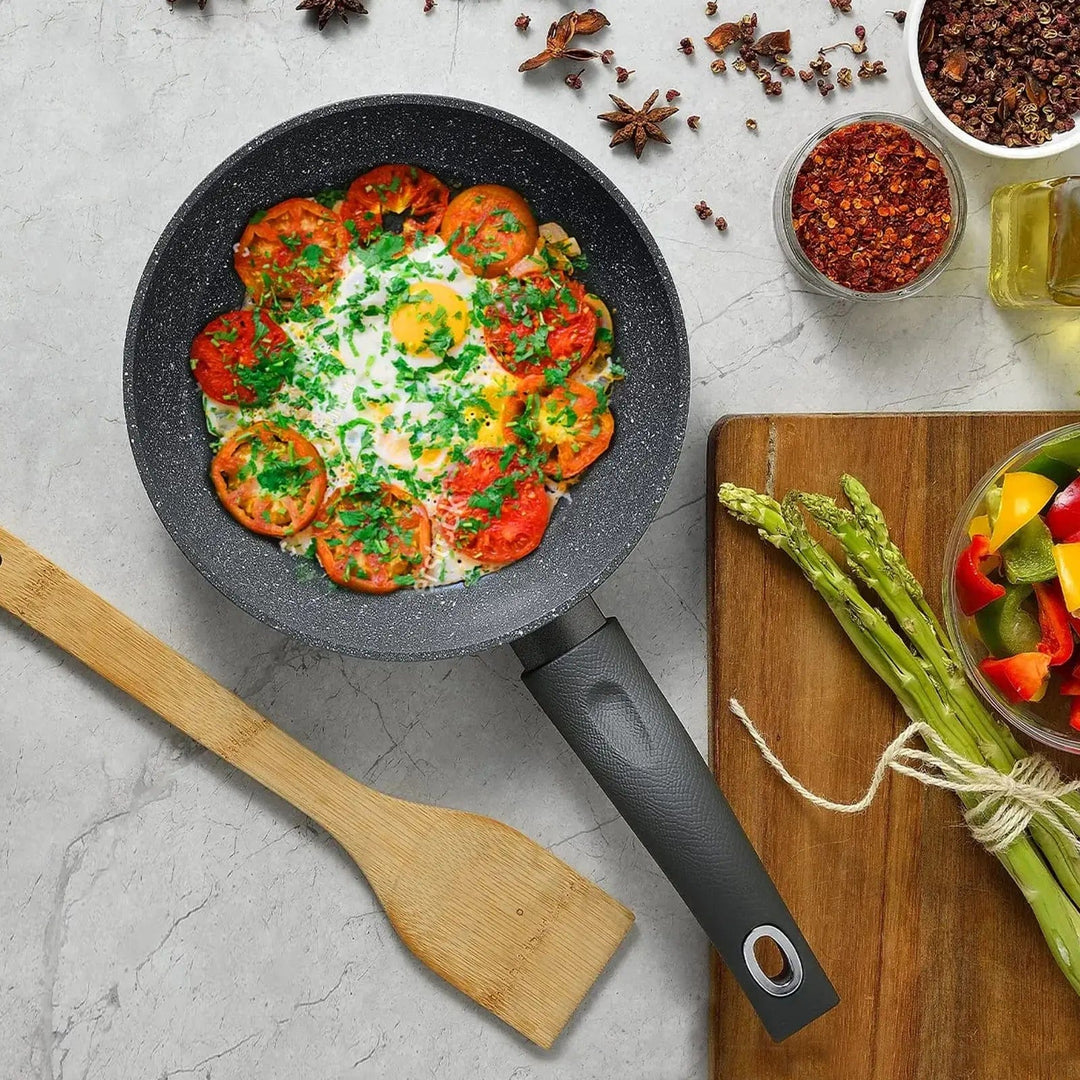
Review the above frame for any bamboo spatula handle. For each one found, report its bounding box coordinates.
[0,526,389,846]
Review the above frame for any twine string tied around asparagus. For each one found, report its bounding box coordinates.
[729,698,1080,854]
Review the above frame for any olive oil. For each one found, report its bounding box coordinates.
[989,177,1080,309]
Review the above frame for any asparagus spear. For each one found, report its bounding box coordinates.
[794,488,1080,907]
[718,482,1080,995]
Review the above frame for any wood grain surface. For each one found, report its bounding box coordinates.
[708,413,1080,1080]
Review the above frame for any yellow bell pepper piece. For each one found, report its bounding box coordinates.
[968,515,991,540]
[987,472,1058,553]
[1054,543,1080,614]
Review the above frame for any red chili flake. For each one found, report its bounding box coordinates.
[515,12,530,31]
[687,114,701,129]
[790,121,953,293]
[600,48,614,64]
[615,66,633,83]
[715,216,728,231]
[565,69,585,90]
[695,200,713,219]
[666,88,681,101]
[678,37,695,54]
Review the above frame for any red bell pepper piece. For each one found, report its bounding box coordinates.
[1047,477,1080,541]
[1071,698,1080,732]
[1034,580,1076,666]
[955,534,1006,616]
[979,651,1051,703]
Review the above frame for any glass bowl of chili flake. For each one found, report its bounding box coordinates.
[774,113,967,300]
[944,423,1080,755]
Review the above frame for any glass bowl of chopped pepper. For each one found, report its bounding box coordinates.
[944,423,1080,754]
[774,112,967,300]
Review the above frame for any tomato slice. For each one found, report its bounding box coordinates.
[340,165,450,246]
[314,480,432,593]
[234,197,351,305]
[482,276,598,378]
[535,381,615,480]
[191,309,294,406]
[211,424,327,538]
[437,448,551,566]
[439,184,539,278]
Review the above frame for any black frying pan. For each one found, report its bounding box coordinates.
[123,96,837,1040]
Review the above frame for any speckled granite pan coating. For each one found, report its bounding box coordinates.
[124,95,690,660]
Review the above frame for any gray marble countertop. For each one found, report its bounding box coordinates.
[2,2,1079,1077]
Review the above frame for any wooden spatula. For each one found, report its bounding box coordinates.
[0,526,633,1049]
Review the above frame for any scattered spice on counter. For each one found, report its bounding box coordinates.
[706,0,718,14]
[615,66,633,83]
[858,59,887,80]
[515,12,531,31]
[854,24,865,39]
[887,9,906,23]
[423,0,435,11]
[666,88,681,101]
[829,0,852,10]
[918,0,1080,148]
[704,21,740,53]
[167,0,208,8]
[519,9,609,71]
[837,67,853,88]
[733,57,747,72]
[818,79,834,97]
[296,0,367,29]
[715,215,728,231]
[695,200,713,219]
[755,29,791,57]
[745,117,758,130]
[600,48,614,63]
[799,69,814,82]
[678,36,695,54]
[711,58,727,73]
[598,89,680,158]
[820,38,867,56]
[687,114,701,129]
[791,121,953,293]
[565,69,585,89]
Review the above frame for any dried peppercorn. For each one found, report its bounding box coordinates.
[678,36,695,54]
[706,0,717,13]
[666,88,681,101]
[695,200,712,219]
[715,216,728,231]
[687,114,701,129]
[711,58,727,73]
[790,121,953,293]
[615,66,633,83]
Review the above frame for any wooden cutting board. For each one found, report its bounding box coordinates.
[708,413,1080,1080]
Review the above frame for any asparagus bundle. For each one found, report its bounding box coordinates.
[718,477,1080,995]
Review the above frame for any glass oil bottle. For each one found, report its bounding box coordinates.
[989,177,1080,309]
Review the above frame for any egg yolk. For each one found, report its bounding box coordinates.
[390,281,470,358]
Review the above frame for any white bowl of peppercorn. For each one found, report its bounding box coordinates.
[905,0,1080,160]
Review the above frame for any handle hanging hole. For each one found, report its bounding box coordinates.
[743,925,804,997]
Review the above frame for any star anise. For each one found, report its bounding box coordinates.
[296,0,367,30]
[519,9,609,71]
[598,90,679,159]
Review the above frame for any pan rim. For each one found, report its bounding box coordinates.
[123,94,690,661]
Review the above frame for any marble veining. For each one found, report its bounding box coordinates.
[2,1,1078,1077]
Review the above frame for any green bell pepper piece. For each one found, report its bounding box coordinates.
[974,582,1041,658]
[1024,432,1080,485]
[1000,515,1057,583]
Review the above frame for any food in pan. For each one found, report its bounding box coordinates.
[190,164,620,592]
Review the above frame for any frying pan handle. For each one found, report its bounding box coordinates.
[513,597,838,1042]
